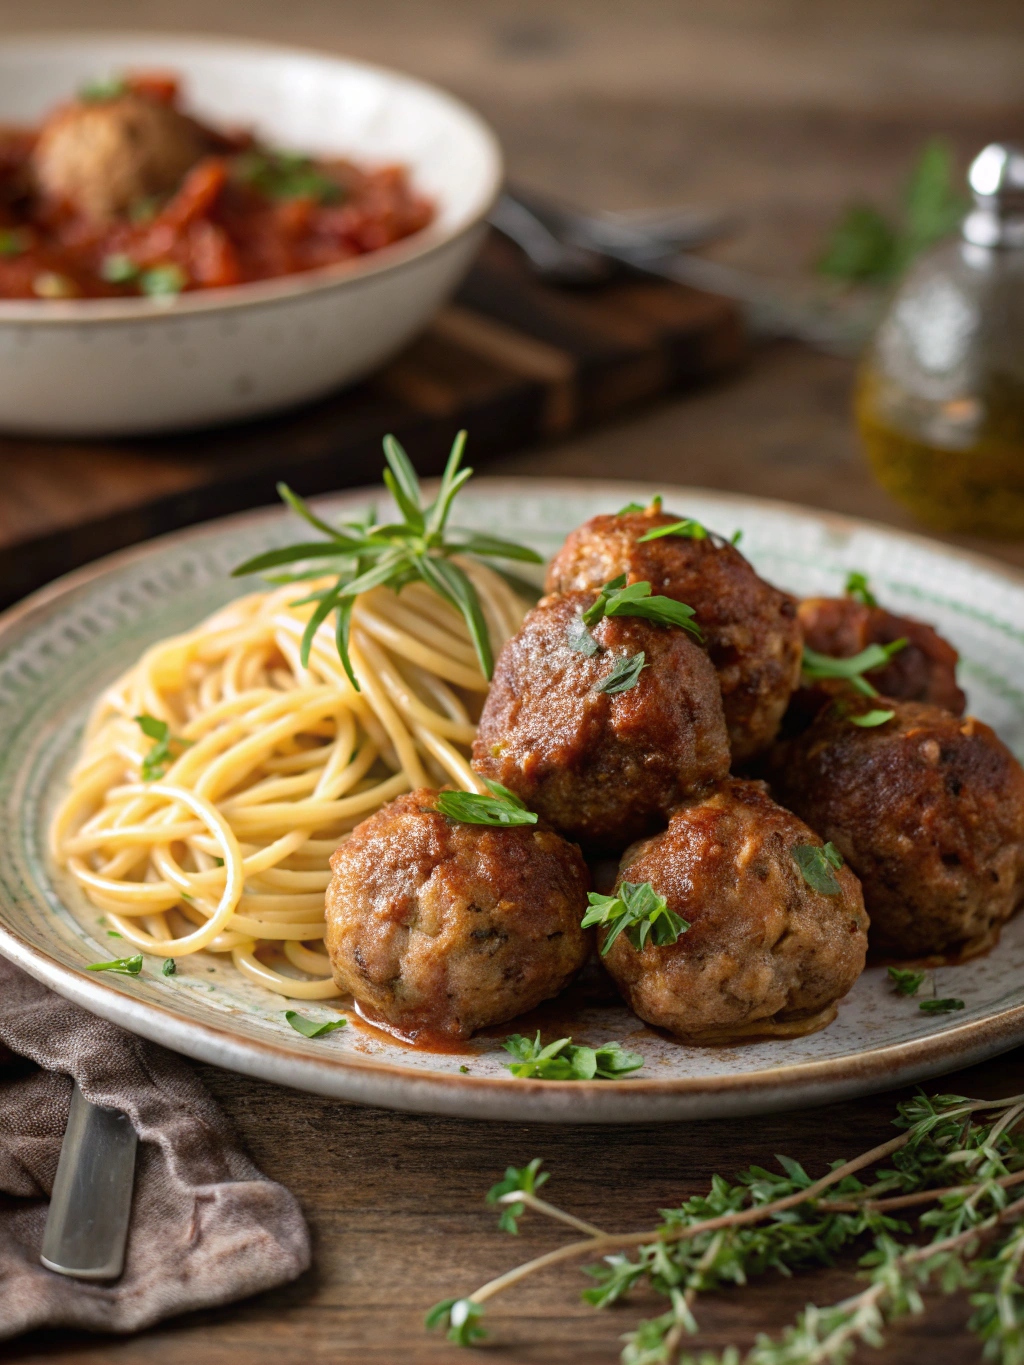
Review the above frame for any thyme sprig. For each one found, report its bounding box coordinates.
[232,432,543,689]
[427,1089,1024,1362]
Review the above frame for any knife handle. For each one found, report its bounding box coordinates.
[41,1081,138,1280]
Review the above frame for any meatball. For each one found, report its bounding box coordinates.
[472,589,730,851]
[324,789,590,1040]
[793,595,965,726]
[545,506,802,762]
[771,698,1024,959]
[600,779,868,1041]
[31,93,209,220]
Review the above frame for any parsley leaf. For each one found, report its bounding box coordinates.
[486,1158,548,1233]
[888,966,926,996]
[582,880,689,955]
[135,714,192,781]
[920,998,966,1015]
[851,708,896,728]
[801,639,907,697]
[435,780,538,828]
[425,1298,487,1345]
[582,577,702,640]
[87,955,143,975]
[792,843,844,896]
[502,1032,645,1080]
[567,613,600,656]
[636,518,707,543]
[285,1010,347,1037]
[595,651,646,695]
[845,570,878,607]
[161,958,177,977]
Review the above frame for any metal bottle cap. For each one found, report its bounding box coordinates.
[963,143,1024,248]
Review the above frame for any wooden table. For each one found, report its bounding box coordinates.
[5,1,1024,1361]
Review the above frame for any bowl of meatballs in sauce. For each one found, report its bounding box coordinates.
[0,34,501,433]
[7,475,1024,1123]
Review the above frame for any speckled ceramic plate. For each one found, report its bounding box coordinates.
[3,480,1024,1123]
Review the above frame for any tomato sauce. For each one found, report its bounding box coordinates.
[0,72,435,300]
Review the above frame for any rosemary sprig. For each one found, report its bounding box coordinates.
[232,432,543,689]
[427,1089,1024,1363]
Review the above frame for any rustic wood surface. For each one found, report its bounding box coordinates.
[4,1,1024,1361]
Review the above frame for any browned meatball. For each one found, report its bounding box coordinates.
[31,93,209,220]
[600,779,868,1040]
[791,596,966,728]
[472,589,730,851]
[545,507,802,762]
[324,789,590,1040]
[771,699,1024,959]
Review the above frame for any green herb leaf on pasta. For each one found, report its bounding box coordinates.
[87,955,143,975]
[435,781,538,828]
[583,881,689,955]
[595,651,646,695]
[888,966,926,996]
[285,1011,347,1037]
[135,714,192,781]
[792,842,844,895]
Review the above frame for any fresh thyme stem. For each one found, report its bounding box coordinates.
[498,1189,606,1238]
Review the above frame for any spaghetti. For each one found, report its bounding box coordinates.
[51,562,526,999]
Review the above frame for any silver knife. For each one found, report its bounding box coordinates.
[40,1082,137,1281]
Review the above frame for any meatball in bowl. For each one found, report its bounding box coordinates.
[596,779,868,1041]
[545,504,802,762]
[771,698,1024,960]
[324,788,591,1041]
[472,587,730,852]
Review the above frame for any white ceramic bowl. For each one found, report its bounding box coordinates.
[0,34,503,436]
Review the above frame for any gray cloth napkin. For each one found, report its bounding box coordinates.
[0,956,311,1340]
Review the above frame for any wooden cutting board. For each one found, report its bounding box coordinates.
[0,232,743,610]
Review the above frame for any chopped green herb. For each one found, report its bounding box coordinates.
[566,613,600,657]
[284,1010,348,1037]
[233,149,344,205]
[845,570,878,608]
[617,496,662,516]
[79,76,128,102]
[730,529,743,546]
[636,518,707,543]
[459,1064,469,1074]
[213,856,224,867]
[435,781,538,828]
[486,1158,548,1234]
[180,891,194,902]
[140,264,187,298]
[87,955,143,975]
[425,1298,487,1346]
[851,708,896,728]
[888,966,926,996]
[100,253,139,284]
[920,998,965,1014]
[232,431,542,687]
[0,228,29,257]
[502,1031,645,1080]
[792,842,844,895]
[594,650,646,695]
[583,880,689,956]
[135,714,192,781]
[106,930,123,938]
[801,639,907,697]
[161,958,177,976]
[582,577,702,640]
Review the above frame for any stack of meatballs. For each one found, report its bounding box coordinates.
[325,502,1024,1049]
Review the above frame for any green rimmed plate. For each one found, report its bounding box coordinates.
[2,479,1024,1123]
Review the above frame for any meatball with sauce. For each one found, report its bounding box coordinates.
[472,589,730,852]
[600,779,868,1041]
[31,91,210,220]
[324,789,591,1041]
[771,698,1024,959]
[789,594,966,731]
[545,506,802,762]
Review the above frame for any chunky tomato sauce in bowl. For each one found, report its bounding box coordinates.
[0,35,502,435]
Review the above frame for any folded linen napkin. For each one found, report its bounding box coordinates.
[0,955,310,1340]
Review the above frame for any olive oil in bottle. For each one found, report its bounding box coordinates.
[857,144,1024,538]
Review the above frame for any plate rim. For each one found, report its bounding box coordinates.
[4,476,1024,1123]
